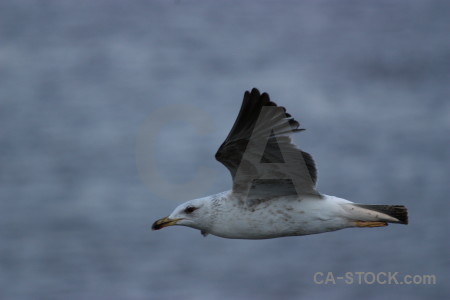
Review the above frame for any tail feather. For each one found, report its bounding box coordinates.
[355,204,408,225]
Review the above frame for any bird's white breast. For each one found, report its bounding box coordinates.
[208,194,353,239]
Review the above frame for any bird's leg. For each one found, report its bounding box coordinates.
[354,221,388,227]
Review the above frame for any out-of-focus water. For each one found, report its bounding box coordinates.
[1,1,449,299]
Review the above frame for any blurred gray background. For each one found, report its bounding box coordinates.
[1,0,449,299]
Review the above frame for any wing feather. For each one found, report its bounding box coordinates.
[215,88,319,198]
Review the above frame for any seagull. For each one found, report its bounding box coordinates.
[152,88,408,239]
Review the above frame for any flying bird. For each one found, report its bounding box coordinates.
[152,88,408,239]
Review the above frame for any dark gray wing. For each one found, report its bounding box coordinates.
[215,88,319,198]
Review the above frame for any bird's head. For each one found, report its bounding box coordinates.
[152,198,212,234]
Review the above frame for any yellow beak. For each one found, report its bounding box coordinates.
[152,217,183,230]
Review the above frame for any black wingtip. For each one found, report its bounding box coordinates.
[356,205,409,225]
[250,87,260,94]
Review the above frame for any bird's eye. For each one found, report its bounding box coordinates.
[184,206,197,214]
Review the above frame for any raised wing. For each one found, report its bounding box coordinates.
[215,88,319,198]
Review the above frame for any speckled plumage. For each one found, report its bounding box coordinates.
[160,191,403,239]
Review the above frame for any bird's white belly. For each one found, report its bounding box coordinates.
[209,195,353,239]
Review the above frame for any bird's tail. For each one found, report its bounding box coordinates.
[343,204,408,227]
